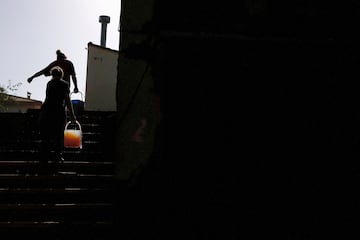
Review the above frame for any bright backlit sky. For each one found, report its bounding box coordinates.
[0,0,121,102]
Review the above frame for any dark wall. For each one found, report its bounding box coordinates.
[153,1,360,39]
[156,35,360,238]
[121,1,360,239]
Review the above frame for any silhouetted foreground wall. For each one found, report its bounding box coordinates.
[115,1,360,239]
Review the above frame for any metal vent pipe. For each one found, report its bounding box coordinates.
[99,15,111,47]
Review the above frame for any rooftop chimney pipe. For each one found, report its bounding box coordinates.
[99,15,110,47]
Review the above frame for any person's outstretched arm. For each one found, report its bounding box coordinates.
[28,61,55,83]
[27,69,46,83]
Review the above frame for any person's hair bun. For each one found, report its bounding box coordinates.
[56,49,66,59]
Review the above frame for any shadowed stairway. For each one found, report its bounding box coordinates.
[0,110,118,239]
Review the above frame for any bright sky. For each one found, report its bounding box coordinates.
[0,0,121,102]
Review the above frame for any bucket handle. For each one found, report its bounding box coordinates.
[65,120,82,132]
[70,91,83,101]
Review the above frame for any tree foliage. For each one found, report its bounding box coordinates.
[0,81,22,112]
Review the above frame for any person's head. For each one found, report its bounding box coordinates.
[50,66,64,79]
[56,49,67,60]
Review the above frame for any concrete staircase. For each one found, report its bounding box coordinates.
[0,110,118,239]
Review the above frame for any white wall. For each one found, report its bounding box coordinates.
[84,43,118,111]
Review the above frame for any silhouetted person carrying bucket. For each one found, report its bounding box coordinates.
[27,49,79,93]
[31,66,76,174]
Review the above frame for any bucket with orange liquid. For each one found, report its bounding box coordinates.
[64,120,82,149]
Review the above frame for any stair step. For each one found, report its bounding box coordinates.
[0,140,105,152]
[0,150,109,162]
[0,187,115,204]
[0,220,114,228]
[0,203,114,222]
[0,174,115,188]
[0,161,114,175]
[0,221,115,240]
